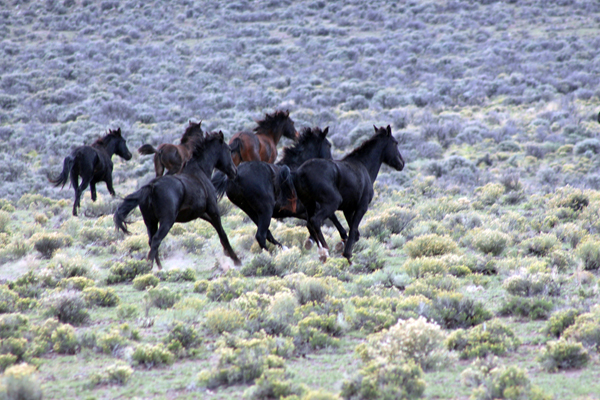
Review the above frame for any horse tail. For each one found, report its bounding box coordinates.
[138,144,158,155]
[50,155,75,188]
[277,166,297,213]
[229,137,243,163]
[211,171,228,201]
[114,186,152,234]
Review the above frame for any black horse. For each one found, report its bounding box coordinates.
[51,128,132,216]
[212,127,348,250]
[293,125,404,262]
[114,131,241,269]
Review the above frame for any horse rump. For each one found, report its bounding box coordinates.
[114,186,152,234]
[50,155,75,188]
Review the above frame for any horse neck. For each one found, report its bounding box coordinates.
[343,140,386,183]
[94,136,117,157]
[256,125,281,145]
[276,146,312,169]
[182,148,217,177]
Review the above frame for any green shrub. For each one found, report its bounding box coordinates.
[404,234,458,258]
[544,309,580,338]
[476,183,505,206]
[83,287,120,307]
[448,264,472,277]
[58,277,95,291]
[293,277,329,305]
[205,277,247,302]
[155,268,196,282]
[0,286,19,314]
[49,255,90,280]
[116,304,139,320]
[97,329,130,355]
[0,338,27,361]
[106,259,152,284]
[498,296,553,320]
[30,232,73,258]
[0,363,43,400]
[357,317,449,371]
[350,239,385,273]
[132,344,174,368]
[362,207,415,240]
[0,314,29,339]
[193,279,209,294]
[44,290,89,325]
[502,272,559,297]
[471,229,511,256]
[79,226,111,245]
[430,292,492,329]
[402,257,447,278]
[345,295,429,334]
[341,360,426,400]
[205,307,244,334]
[577,239,600,270]
[0,354,17,372]
[50,324,78,354]
[461,358,550,400]
[522,234,558,257]
[145,286,179,309]
[89,364,133,387]
[538,339,589,372]
[562,307,600,349]
[241,252,280,277]
[164,322,200,349]
[0,211,11,233]
[273,247,303,274]
[120,234,147,253]
[243,368,303,400]
[446,320,520,359]
[298,390,341,400]
[132,274,160,291]
[297,312,342,350]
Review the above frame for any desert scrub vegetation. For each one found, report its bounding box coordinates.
[404,234,458,258]
[537,339,590,372]
[446,319,520,360]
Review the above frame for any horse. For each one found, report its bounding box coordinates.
[293,125,405,262]
[138,121,204,176]
[229,110,298,165]
[50,128,132,216]
[114,131,240,269]
[212,126,348,251]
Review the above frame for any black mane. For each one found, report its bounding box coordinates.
[254,110,290,133]
[181,121,203,145]
[191,131,223,159]
[278,127,324,167]
[343,126,389,161]
[93,128,121,147]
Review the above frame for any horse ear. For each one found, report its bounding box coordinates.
[322,127,329,138]
[116,127,121,137]
[199,120,203,128]
[373,125,378,133]
[386,125,392,136]
[285,109,290,117]
[218,130,224,141]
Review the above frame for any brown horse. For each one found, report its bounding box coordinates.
[138,121,203,176]
[229,110,298,165]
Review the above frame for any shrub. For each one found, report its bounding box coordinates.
[44,290,89,325]
[293,277,329,305]
[357,317,450,371]
[90,364,133,387]
[430,292,492,329]
[562,307,600,349]
[461,358,549,400]
[538,339,589,372]
[31,232,73,258]
[340,360,426,400]
[273,247,303,274]
[577,239,600,270]
[58,277,95,291]
[205,277,247,302]
[544,309,580,338]
[522,234,558,257]
[446,320,520,359]
[205,307,244,334]
[404,234,458,258]
[116,304,138,320]
[49,256,90,280]
[351,239,386,272]
[0,363,43,400]
[243,368,303,400]
[156,268,196,282]
[0,314,29,339]
[132,274,160,291]
[164,321,200,350]
[402,257,447,278]
[0,211,11,233]
[83,287,120,307]
[132,344,174,368]
[106,260,152,284]
[476,183,504,206]
[0,338,27,361]
[120,234,147,253]
[145,286,179,309]
[471,229,510,256]
[498,296,553,320]
[97,329,129,355]
[0,286,19,314]
[502,272,559,297]
[50,324,78,354]
[297,312,342,350]
[362,207,415,239]
[241,252,280,277]
[0,354,17,372]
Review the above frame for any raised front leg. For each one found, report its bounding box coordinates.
[105,175,116,197]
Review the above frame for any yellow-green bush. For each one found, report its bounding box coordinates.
[106,259,152,284]
[476,183,505,205]
[43,290,89,325]
[0,363,43,400]
[402,257,447,278]
[498,296,553,320]
[404,234,458,258]
[132,343,174,368]
[537,339,589,372]
[430,292,491,329]
[145,286,179,309]
[502,272,559,297]
[58,277,95,291]
[577,239,600,271]
[205,307,245,334]
[522,234,558,257]
[132,274,160,291]
[446,319,520,359]
[544,308,580,338]
[89,364,133,387]
[50,324,78,354]
[30,232,73,258]
[0,286,19,314]
[562,306,600,349]
[471,229,511,256]
[83,287,120,307]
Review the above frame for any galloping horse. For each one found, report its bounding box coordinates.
[293,126,405,262]
[229,110,298,165]
[114,131,240,269]
[212,127,348,250]
[138,121,204,176]
[51,128,132,216]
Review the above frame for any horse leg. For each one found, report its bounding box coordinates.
[343,204,368,261]
[148,217,176,271]
[329,213,348,253]
[142,212,159,270]
[70,172,79,216]
[266,230,284,249]
[105,174,116,197]
[90,182,97,202]
[202,211,241,266]
[154,154,164,177]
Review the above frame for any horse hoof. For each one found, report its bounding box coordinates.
[281,245,289,251]
[317,247,329,263]
[334,241,344,253]
[304,238,314,250]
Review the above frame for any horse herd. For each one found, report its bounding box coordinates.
[51,110,404,269]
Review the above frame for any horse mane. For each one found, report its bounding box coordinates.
[93,128,121,147]
[190,130,223,159]
[181,121,203,145]
[278,127,322,165]
[253,110,290,133]
[342,126,389,161]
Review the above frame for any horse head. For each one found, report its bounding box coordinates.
[214,131,237,179]
[375,125,404,171]
[281,109,299,141]
[111,128,133,160]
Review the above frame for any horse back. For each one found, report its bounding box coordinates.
[229,131,262,164]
